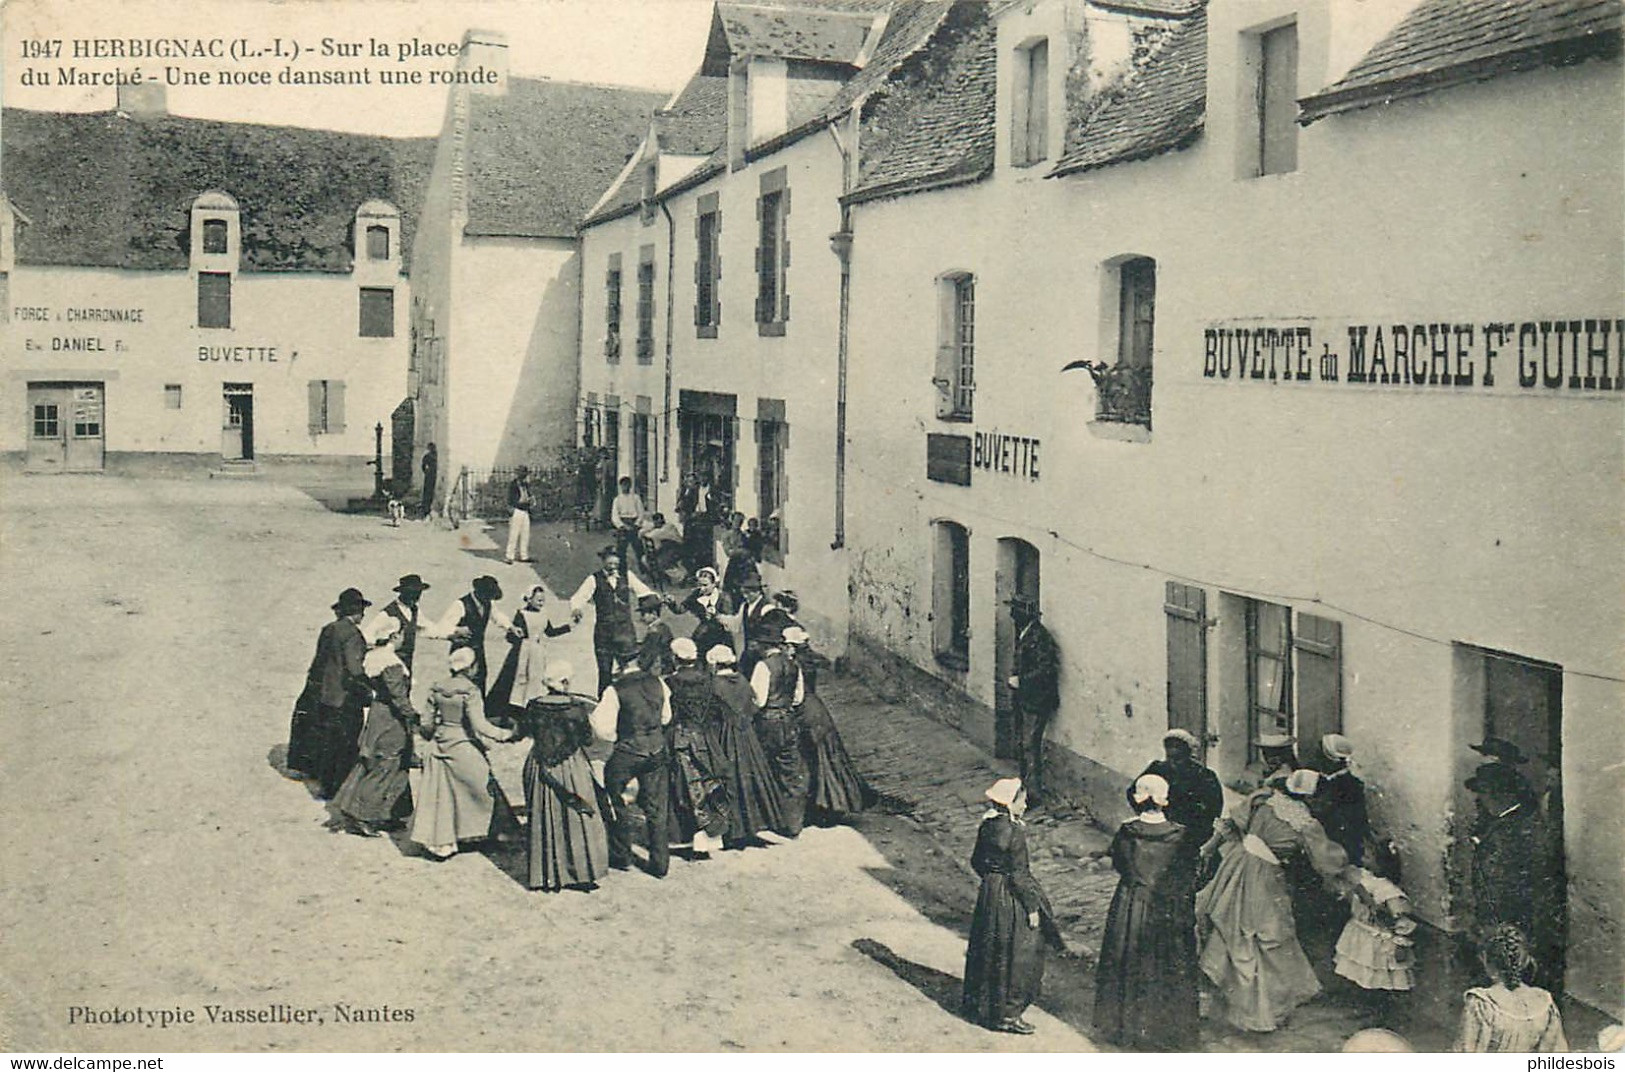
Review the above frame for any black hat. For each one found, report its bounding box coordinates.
[1464,762,1527,796]
[637,593,663,613]
[332,587,371,614]
[472,575,503,600]
[1470,738,1529,765]
[394,574,431,594]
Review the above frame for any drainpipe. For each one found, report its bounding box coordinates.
[660,200,676,497]
[827,112,858,550]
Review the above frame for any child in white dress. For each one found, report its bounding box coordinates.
[1334,850,1416,994]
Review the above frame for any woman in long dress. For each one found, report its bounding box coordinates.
[665,638,732,856]
[704,643,787,848]
[332,617,419,836]
[1093,773,1201,1051]
[518,661,610,892]
[963,777,1059,1034]
[783,627,874,823]
[486,584,571,727]
[411,647,519,860]
[1196,768,1354,1032]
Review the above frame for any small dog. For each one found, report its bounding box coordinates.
[386,482,406,527]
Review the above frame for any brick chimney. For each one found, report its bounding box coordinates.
[116,82,168,116]
[459,29,509,96]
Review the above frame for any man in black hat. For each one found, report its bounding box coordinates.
[1466,761,1561,991]
[288,588,373,799]
[1006,595,1059,807]
[590,644,673,877]
[366,574,431,674]
[424,575,513,695]
[569,545,655,696]
[1470,737,1539,807]
[505,465,536,564]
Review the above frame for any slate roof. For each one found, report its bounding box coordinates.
[465,77,668,238]
[661,73,731,155]
[1301,0,1622,122]
[1,108,433,273]
[847,1,997,202]
[716,2,879,64]
[1049,10,1206,177]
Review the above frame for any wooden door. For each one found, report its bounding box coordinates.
[26,384,68,472]
[64,384,105,471]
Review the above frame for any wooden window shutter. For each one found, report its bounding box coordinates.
[1293,612,1343,747]
[307,380,324,435]
[935,343,959,418]
[712,207,722,325]
[694,212,705,326]
[328,380,347,434]
[1164,581,1209,742]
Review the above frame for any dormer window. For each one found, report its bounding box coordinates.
[365,225,390,260]
[353,200,401,268]
[640,160,659,225]
[190,191,240,265]
[1012,38,1050,167]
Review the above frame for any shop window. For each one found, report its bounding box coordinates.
[197,271,231,329]
[637,245,656,363]
[695,194,721,337]
[307,379,346,435]
[202,219,229,255]
[605,255,623,362]
[1254,22,1299,177]
[755,168,790,334]
[366,225,391,260]
[756,400,788,564]
[1012,38,1050,167]
[360,287,395,337]
[164,384,183,410]
[933,521,971,669]
[935,272,975,420]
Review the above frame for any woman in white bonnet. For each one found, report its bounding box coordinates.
[962,778,1062,1034]
[331,615,420,837]
[1094,772,1201,1051]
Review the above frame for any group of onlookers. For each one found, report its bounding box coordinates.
[961,728,1594,1053]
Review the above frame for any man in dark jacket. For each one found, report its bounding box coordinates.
[1006,595,1059,807]
[591,646,674,877]
[288,587,372,798]
[365,573,430,674]
[569,545,655,696]
[505,465,535,564]
[419,443,438,520]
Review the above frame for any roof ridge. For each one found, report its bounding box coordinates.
[507,73,673,96]
[0,105,434,143]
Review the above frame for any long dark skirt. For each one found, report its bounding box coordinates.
[963,873,1045,1026]
[331,705,413,825]
[523,750,609,891]
[294,699,366,799]
[668,725,732,844]
[799,693,873,817]
[714,714,787,842]
[485,643,523,728]
[755,711,808,837]
[1094,880,1200,1050]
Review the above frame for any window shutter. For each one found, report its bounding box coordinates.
[780,292,790,322]
[712,207,723,325]
[935,344,958,418]
[328,380,347,434]
[694,213,705,326]
[1164,581,1208,743]
[307,380,324,435]
[1293,612,1342,748]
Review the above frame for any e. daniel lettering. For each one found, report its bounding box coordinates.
[1204,319,1624,391]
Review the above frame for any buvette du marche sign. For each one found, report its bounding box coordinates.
[1203,319,1624,391]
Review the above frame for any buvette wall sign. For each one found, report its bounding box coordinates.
[1203,319,1625,391]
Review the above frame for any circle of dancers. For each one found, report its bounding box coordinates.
[283,546,875,895]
